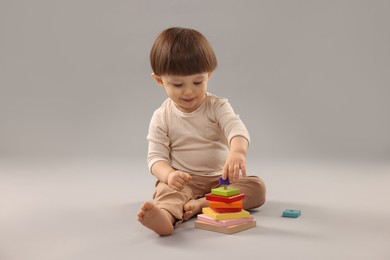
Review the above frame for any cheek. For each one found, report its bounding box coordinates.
[168,88,181,97]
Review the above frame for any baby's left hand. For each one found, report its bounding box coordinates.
[222,151,246,183]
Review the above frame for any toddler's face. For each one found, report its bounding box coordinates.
[153,72,210,113]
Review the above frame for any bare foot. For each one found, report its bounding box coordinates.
[183,198,209,220]
[137,201,174,236]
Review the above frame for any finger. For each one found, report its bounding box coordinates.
[233,164,240,183]
[180,175,192,184]
[228,165,234,183]
[185,173,192,181]
[241,164,247,177]
[222,164,228,180]
[175,183,184,190]
[177,176,191,187]
[175,178,186,187]
[179,171,192,181]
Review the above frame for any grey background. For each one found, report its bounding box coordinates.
[1,1,390,260]
[1,0,389,161]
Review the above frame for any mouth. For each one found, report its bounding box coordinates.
[182,98,195,103]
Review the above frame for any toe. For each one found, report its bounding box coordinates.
[184,203,194,212]
[183,212,191,220]
[142,201,154,210]
[137,210,144,220]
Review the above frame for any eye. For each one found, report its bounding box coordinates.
[194,81,202,85]
[173,84,183,87]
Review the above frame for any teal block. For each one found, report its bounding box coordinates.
[282,209,301,218]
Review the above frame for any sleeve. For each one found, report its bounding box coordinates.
[213,98,250,146]
[146,109,171,173]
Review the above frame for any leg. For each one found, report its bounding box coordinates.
[230,175,266,209]
[182,175,219,220]
[137,201,175,236]
[138,181,192,235]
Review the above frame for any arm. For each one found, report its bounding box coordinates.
[213,97,250,183]
[222,136,249,183]
[147,108,192,191]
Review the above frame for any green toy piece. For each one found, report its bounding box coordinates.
[211,186,240,196]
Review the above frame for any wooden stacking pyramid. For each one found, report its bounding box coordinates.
[195,177,256,234]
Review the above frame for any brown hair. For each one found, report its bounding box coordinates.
[150,27,217,76]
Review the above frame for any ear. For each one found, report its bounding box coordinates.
[151,73,164,87]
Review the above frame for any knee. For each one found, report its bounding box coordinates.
[246,176,266,209]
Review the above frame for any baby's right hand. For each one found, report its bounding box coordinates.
[167,170,192,191]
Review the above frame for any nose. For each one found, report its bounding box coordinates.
[183,86,194,97]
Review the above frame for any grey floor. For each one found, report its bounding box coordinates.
[1,158,389,260]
